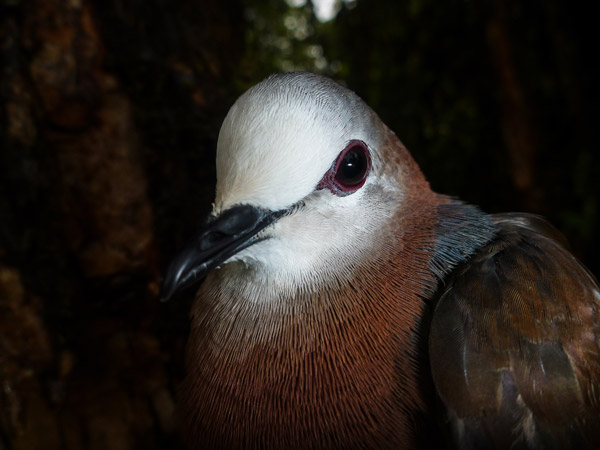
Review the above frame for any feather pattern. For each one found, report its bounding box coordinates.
[429,213,600,449]
[163,73,600,450]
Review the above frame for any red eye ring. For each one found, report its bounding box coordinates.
[317,140,371,196]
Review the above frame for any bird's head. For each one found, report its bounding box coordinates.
[161,72,432,301]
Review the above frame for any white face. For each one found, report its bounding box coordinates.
[210,73,403,292]
[215,74,380,213]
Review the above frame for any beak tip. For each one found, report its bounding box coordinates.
[159,266,188,302]
[159,280,174,302]
[159,280,175,302]
[160,205,284,303]
[159,263,207,302]
[159,262,184,302]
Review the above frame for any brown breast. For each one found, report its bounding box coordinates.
[179,196,448,450]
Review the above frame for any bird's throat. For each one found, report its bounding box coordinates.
[179,198,496,450]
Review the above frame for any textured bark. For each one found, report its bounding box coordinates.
[0,0,243,449]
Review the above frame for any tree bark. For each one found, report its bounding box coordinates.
[0,1,243,449]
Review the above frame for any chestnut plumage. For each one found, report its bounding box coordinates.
[162,73,600,450]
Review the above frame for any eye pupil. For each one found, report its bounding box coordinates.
[338,149,365,185]
[316,140,371,196]
[334,144,369,189]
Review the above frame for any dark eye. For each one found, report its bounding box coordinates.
[317,140,371,196]
[335,146,368,187]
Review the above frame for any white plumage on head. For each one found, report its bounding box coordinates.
[214,72,384,213]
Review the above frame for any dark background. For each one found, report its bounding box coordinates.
[1,1,598,449]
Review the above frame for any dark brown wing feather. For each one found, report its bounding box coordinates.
[429,213,600,450]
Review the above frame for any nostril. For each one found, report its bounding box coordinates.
[198,230,228,251]
[214,205,262,235]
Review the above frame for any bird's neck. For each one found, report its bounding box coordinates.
[182,195,495,449]
[427,198,497,291]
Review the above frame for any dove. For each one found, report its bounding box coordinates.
[162,72,600,450]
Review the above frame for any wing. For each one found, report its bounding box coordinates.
[429,213,600,450]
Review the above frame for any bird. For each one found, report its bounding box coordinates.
[161,72,600,450]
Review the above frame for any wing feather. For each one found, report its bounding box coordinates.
[430,214,600,449]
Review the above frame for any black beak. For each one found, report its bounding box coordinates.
[160,204,285,301]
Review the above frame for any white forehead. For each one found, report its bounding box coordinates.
[214,73,378,212]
